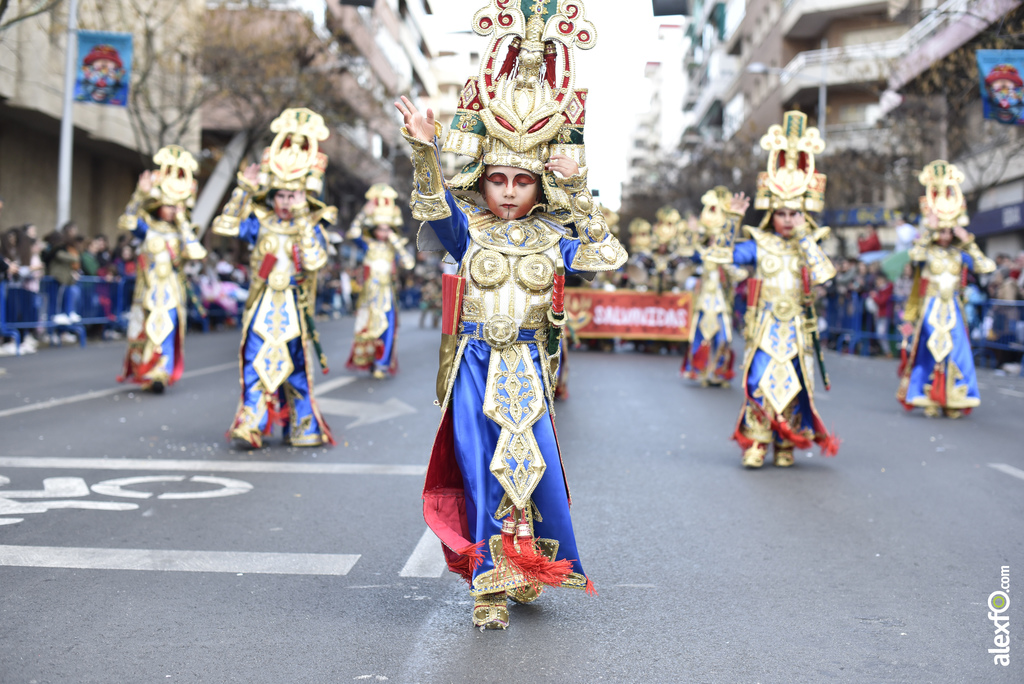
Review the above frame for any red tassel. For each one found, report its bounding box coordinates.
[585,578,597,596]
[264,395,289,435]
[898,346,908,377]
[543,42,556,88]
[448,539,486,582]
[499,514,573,589]
[691,343,709,371]
[498,43,520,79]
[929,365,946,406]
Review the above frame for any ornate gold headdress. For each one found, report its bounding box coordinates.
[652,206,681,248]
[364,183,404,228]
[628,217,651,254]
[918,160,968,230]
[443,0,597,213]
[147,145,198,209]
[754,111,826,226]
[257,108,330,200]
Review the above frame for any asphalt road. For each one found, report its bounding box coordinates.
[0,312,1021,683]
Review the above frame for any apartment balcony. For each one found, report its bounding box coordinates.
[776,40,900,103]
[780,0,889,40]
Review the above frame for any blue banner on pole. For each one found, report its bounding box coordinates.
[74,31,132,106]
[977,49,1024,125]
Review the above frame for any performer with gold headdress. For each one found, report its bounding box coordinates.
[896,161,995,418]
[117,145,207,393]
[346,183,415,379]
[682,186,747,386]
[709,112,839,468]
[395,0,625,629]
[212,108,336,448]
[625,217,653,289]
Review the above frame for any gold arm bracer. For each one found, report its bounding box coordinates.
[796,226,837,284]
[556,169,627,272]
[211,173,259,237]
[401,123,451,222]
[117,189,148,232]
[962,237,996,275]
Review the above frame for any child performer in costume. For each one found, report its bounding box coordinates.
[395,0,625,630]
[682,187,747,387]
[346,183,415,379]
[212,108,335,448]
[896,161,995,418]
[708,112,839,469]
[117,145,207,393]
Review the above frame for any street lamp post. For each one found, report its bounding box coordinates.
[56,0,81,232]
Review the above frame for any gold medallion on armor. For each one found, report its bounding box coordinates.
[146,235,166,254]
[514,254,555,293]
[258,234,279,257]
[154,261,173,278]
[268,271,290,291]
[760,253,782,275]
[470,249,511,289]
[482,314,518,349]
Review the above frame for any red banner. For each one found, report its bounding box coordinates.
[564,288,693,340]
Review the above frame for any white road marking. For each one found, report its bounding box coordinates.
[317,396,418,428]
[0,361,237,419]
[997,388,1024,398]
[0,545,360,575]
[314,376,357,396]
[989,463,1024,482]
[0,476,89,498]
[0,456,426,476]
[398,528,447,578]
[89,475,253,500]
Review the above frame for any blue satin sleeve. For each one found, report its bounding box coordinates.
[733,240,757,265]
[132,218,148,241]
[559,238,584,274]
[238,215,261,246]
[962,251,975,272]
[425,190,470,261]
[351,236,368,252]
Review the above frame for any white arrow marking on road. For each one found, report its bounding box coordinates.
[0,457,425,476]
[90,475,253,500]
[0,476,90,498]
[313,376,357,395]
[316,396,418,428]
[989,463,1024,482]
[399,528,447,578]
[0,475,138,525]
[0,545,360,575]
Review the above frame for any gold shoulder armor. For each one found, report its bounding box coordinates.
[963,239,996,274]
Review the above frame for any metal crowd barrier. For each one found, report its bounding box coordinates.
[820,292,1024,376]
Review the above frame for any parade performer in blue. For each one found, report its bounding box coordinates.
[682,186,747,387]
[897,161,995,418]
[396,0,626,630]
[212,108,335,448]
[709,111,839,468]
[117,145,206,393]
[346,183,415,379]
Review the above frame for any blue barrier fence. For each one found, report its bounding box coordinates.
[819,292,1024,375]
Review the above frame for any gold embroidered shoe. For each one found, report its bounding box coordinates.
[507,583,541,605]
[923,405,940,418]
[472,592,509,630]
[943,409,962,419]
[774,446,794,467]
[742,443,767,468]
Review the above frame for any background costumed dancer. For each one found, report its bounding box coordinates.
[212,108,336,448]
[896,161,996,418]
[346,183,415,379]
[682,186,747,386]
[709,111,839,468]
[117,145,207,392]
[396,0,626,630]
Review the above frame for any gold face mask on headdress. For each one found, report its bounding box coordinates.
[443,1,597,212]
[258,108,330,200]
[652,206,681,248]
[365,183,403,228]
[629,217,652,253]
[753,111,826,226]
[150,145,198,208]
[918,160,969,231]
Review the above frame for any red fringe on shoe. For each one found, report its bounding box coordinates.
[585,578,598,596]
[500,515,574,588]
[263,397,289,435]
[447,540,486,583]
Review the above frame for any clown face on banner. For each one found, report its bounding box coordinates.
[977,50,1024,125]
[74,31,133,106]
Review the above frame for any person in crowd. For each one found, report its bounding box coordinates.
[116,145,207,393]
[47,226,83,341]
[395,0,624,628]
[897,161,996,418]
[869,274,894,357]
[345,183,415,379]
[893,213,918,252]
[212,107,335,449]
